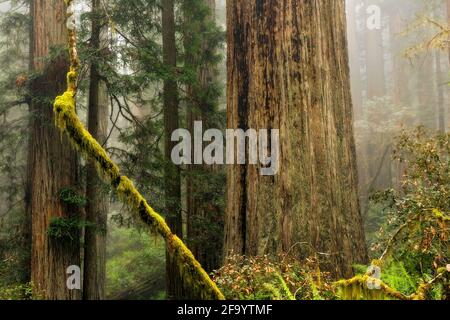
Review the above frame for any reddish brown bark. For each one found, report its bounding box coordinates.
[29,0,81,300]
[185,0,223,274]
[225,0,368,278]
[162,0,183,299]
[83,0,109,300]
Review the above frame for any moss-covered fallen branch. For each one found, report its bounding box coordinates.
[335,274,409,300]
[50,0,224,300]
[334,263,448,300]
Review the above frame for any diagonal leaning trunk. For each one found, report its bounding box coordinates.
[225,0,368,278]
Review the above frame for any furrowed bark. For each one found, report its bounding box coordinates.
[225,0,368,278]
[29,0,81,300]
[83,0,109,300]
[162,0,183,299]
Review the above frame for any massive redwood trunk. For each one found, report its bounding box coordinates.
[28,0,81,299]
[225,0,368,278]
[83,0,109,300]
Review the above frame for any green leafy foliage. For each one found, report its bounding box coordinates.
[47,217,94,241]
[0,2,31,288]
[381,261,418,295]
[215,129,450,301]
[368,128,450,299]
[0,283,35,300]
[212,254,336,300]
[59,187,88,207]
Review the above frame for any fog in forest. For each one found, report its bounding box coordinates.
[346,0,448,243]
[0,0,448,301]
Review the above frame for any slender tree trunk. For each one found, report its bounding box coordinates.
[185,0,223,273]
[389,9,410,106]
[346,0,363,118]
[162,0,182,299]
[387,5,410,191]
[364,8,391,193]
[417,53,435,129]
[365,22,386,99]
[435,44,446,133]
[225,0,368,278]
[346,0,372,216]
[29,0,81,299]
[21,0,39,284]
[83,0,109,300]
[363,6,389,192]
[447,0,450,131]
[448,0,450,65]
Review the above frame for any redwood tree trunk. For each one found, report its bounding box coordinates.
[365,21,386,99]
[389,8,411,107]
[448,0,450,65]
[185,0,223,273]
[364,9,389,191]
[346,0,363,118]
[83,0,109,300]
[162,0,183,299]
[225,0,368,278]
[435,43,445,133]
[29,0,81,299]
[417,53,435,129]
[346,0,371,215]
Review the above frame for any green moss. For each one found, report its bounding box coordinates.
[0,283,35,300]
[52,76,224,299]
[335,275,409,300]
[47,215,101,241]
[50,12,226,299]
[260,283,283,300]
[432,209,450,222]
[275,273,295,300]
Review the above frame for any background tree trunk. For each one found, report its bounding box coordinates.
[448,0,450,65]
[83,0,109,300]
[435,46,445,133]
[364,11,389,191]
[225,0,368,278]
[346,0,372,216]
[346,0,363,118]
[416,53,435,129]
[162,0,183,299]
[365,21,386,99]
[29,0,81,299]
[185,0,223,274]
[389,8,411,107]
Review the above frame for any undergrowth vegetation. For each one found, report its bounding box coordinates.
[213,129,450,300]
[106,226,166,300]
